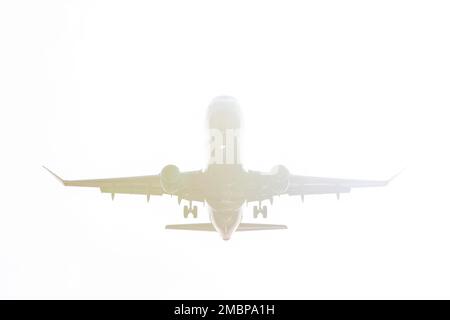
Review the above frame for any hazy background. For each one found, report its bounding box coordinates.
[1,0,449,299]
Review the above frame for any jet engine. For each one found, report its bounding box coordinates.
[270,165,290,194]
[160,164,182,194]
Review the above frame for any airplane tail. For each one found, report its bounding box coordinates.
[165,223,287,232]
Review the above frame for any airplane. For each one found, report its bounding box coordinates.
[45,96,396,240]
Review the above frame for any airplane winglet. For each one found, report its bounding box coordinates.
[387,169,404,184]
[42,166,66,185]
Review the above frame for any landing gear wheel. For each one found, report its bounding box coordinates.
[262,206,268,218]
[192,206,198,218]
[253,204,268,218]
[183,202,198,218]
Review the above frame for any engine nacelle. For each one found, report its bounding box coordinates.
[160,164,182,194]
[270,165,290,194]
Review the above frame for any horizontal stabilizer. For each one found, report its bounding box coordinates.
[165,223,287,232]
[165,223,216,232]
[236,223,287,231]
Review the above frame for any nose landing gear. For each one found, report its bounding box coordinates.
[183,201,198,218]
[253,202,268,218]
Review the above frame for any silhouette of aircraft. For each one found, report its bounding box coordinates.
[45,96,396,240]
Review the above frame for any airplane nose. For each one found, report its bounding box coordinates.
[210,209,242,241]
[221,232,232,241]
[219,225,233,241]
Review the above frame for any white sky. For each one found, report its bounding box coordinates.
[1,0,450,299]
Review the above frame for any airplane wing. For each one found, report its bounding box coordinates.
[43,166,164,199]
[44,166,207,203]
[286,173,397,199]
[245,169,398,203]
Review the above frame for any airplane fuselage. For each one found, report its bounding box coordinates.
[205,96,245,240]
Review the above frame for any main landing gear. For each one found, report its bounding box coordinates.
[183,201,198,218]
[253,202,268,218]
